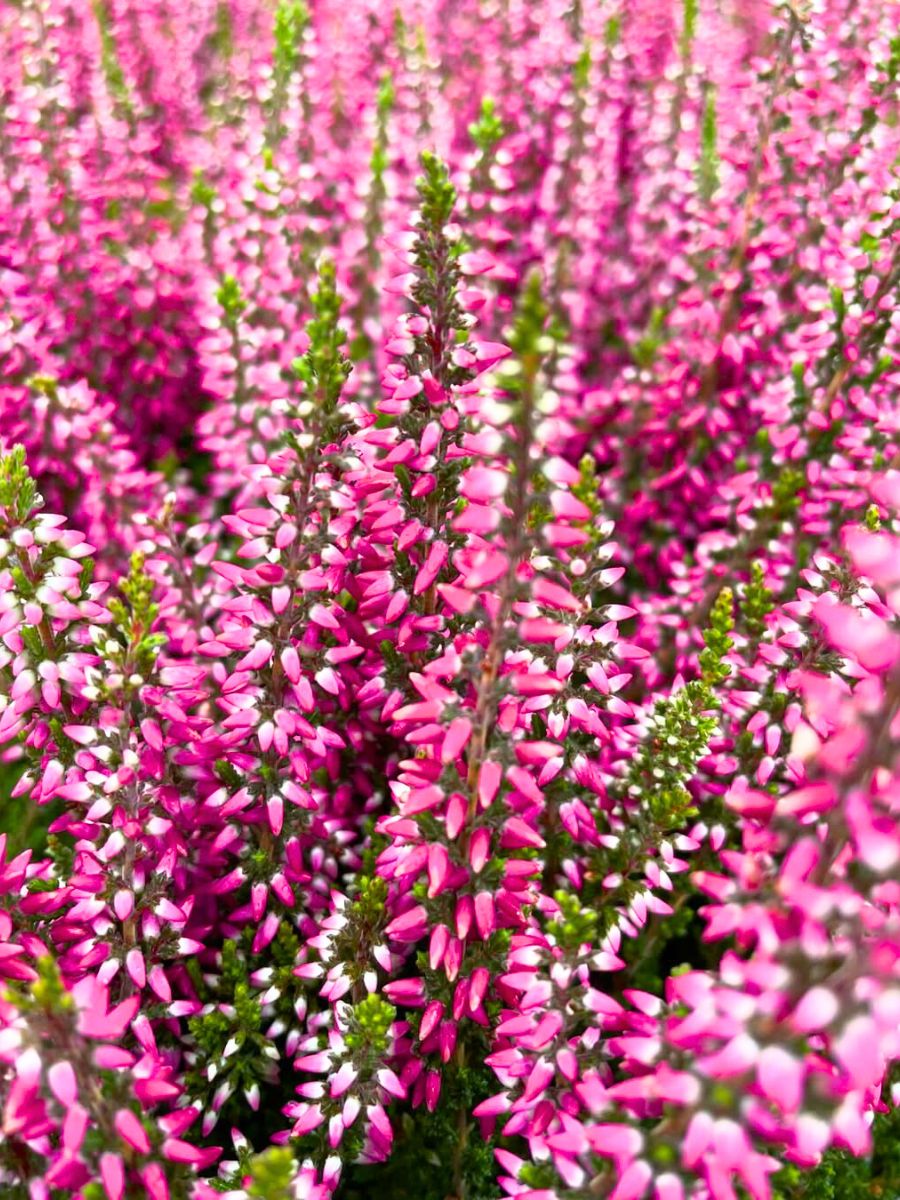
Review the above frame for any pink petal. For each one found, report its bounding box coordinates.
[100,1152,125,1200]
[47,1060,78,1107]
[115,1108,151,1155]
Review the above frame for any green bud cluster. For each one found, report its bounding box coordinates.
[273,0,309,85]
[699,587,734,686]
[631,306,668,368]
[547,889,599,953]
[622,590,733,826]
[191,170,218,244]
[91,0,134,121]
[351,874,388,919]
[698,82,719,200]
[216,274,247,322]
[0,445,39,528]
[290,259,353,418]
[407,152,474,390]
[506,270,552,378]
[573,43,591,89]
[627,683,717,822]
[248,1147,297,1200]
[344,993,396,1055]
[106,551,166,684]
[864,503,882,531]
[417,151,456,235]
[15,956,75,1015]
[741,562,775,639]
[371,75,395,183]
[683,0,698,51]
[770,466,805,518]
[468,97,504,154]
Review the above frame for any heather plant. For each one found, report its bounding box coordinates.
[1,2,900,1199]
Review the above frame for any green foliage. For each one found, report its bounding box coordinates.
[864,503,882,532]
[351,873,388,919]
[416,150,456,232]
[547,889,598,953]
[741,561,775,639]
[309,873,391,993]
[572,455,602,520]
[91,0,134,120]
[468,96,504,154]
[217,274,247,321]
[699,587,734,686]
[507,270,552,366]
[619,590,731,828]
[518,1161,558,1189]
[631,306,667,368]
[214,758,245,790]
[698,82,719,200]
[627,681,717,821]
[370,74,395,183]
[376,73,396,120]
[248,1147,296,1200]
[211,2,234,59]
[344,993,396,1055]
[267,0,310,145]
[9,956,74,1015]
[770,465,804,518]
[338,1064,501,1200]
[583,680,722,911]
[191,169,217,211]
[626,893,701,994]
[290,259,353,417]
[594,591,735,972]
[45,833,74,881]
[0,760,22,812]
[106,551,166,683]
[830,284,847,327]
[273,0,309,82]
[773,1096,900,1199]
[682,0,698,55]
[0,444,39,528]
[573,42,592,89]
[398,151,475,390]
[500,271,555,431]
[0,760,62,860]
[186,941,278,1108]
[564,455,610,584]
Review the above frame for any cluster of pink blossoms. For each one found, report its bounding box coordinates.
[1,0,900,1198]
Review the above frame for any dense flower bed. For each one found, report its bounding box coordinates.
[1,1,900,1197]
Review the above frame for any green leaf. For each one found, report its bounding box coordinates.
[698,82,718,200]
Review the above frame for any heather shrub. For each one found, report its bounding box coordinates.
[1,2,900,1199]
